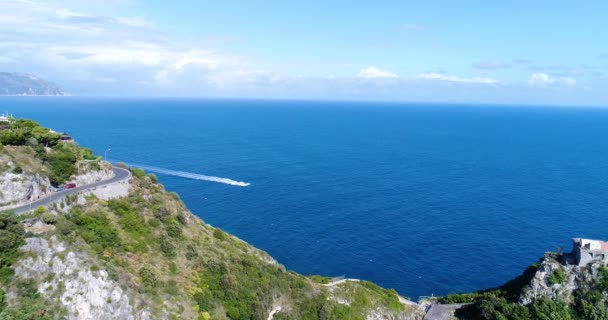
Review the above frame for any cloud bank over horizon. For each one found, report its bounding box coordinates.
[1,0,607,105]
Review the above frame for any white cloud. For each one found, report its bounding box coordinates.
[529,73,576,87]
[357,66,398,79]
[0,0,274,94]
[529,73,551,85]
[417,72,498,85]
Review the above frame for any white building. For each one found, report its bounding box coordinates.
[571,238,608,266]
[0,112,10,122]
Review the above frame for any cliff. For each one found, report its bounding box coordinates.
[0,119,424,319]
[0,73,65,96]
[433,249,608,320]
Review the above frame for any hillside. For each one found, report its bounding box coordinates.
[427,247,608,320]
[0,118,424,319]
[0,73,65,96]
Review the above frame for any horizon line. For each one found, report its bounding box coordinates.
[0,95,607,109]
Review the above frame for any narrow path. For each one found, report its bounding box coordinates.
[398,295,420,307]
[11,166,131,214]
[320,278,360,287]
[320,278,423,311]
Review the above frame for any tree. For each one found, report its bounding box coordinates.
[530,298,572,320]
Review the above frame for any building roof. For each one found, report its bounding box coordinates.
[576,238,608,251]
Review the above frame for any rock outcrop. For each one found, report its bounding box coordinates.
[0,171,53,207]
[0,154,116,210]
[73,164,114,185]
[14,236,149,320]
[520,254,604,305]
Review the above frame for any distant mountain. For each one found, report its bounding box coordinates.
[0,72,65,96]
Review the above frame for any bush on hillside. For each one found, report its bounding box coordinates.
[131,168,146,178]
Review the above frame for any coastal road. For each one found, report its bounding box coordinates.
[11,166,131,215]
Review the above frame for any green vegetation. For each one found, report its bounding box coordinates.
[0,118,60,148]
[451,261,608,320]
[0,118,102,185]
[213,228,227,240]
[0,279,57,320]
[0,213,58,318]
[63,207,122,254]
[549,267,566,285]
[46,144,78,185]
[131,167,146,178]
[440,292,480,304]
[0,213,25,284]
[309,275,333,284]
[40,169,413,319]
[455,290,576,320]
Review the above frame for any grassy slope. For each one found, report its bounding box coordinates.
[0,124,420,319]
[56,172,414,319]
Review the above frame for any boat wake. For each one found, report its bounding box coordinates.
[125,163,250,187]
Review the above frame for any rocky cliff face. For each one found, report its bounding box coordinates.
[0,171,53,207]
[520,254,605,305]
[0,152,114,209]
[14,236,145,320]
[73,164,113,185]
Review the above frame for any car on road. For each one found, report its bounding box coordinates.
[65,183,77,189]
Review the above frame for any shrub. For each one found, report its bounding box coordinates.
[213,228,226,241]
[34,206,46,216]
[67,208,121,254]
[440,292,480,304]
[139,265,157,287]
[147,173,158,184]
[549,268,566,285]
[47,148,77,185]
[166,221,182,238]
[41,213,58,224]
[108,199,151,239]
[169,192,181,201]
[160,236,177,257]
[153,207,171,222]
[596,265,608,291]
[308,275,332,284]
[131,168,146,178]
[530,298,572,320]
[0,213,25,284]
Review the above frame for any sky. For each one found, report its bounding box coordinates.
[1,0,608,105]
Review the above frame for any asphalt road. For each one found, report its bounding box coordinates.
[12,166,131,215]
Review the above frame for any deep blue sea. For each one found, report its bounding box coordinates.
[5,97,608,298]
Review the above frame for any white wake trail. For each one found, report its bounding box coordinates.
[127,163,250,187]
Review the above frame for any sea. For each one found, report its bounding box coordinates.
[4,97,608,299]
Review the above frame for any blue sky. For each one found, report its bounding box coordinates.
[1,0,608,105]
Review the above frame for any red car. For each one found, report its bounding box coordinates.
[65,183,77,189]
